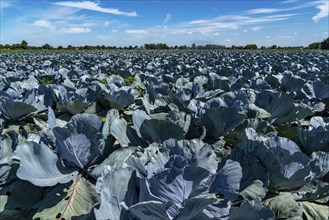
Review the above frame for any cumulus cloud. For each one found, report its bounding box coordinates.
[32,20,54,29]
[125,29,148,34]
[54,1,137,17]
[251,26,264,31]
[60,27,91,33]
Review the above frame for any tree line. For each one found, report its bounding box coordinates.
[1,38,328,51]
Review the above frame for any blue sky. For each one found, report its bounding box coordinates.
[0,0,328,47]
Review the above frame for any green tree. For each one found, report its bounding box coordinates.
[10,43,21,49]
[270,45,277,49]
[308,42,321,49]
[21,40,28,49]
[320,37,329,50]
[244,44,258,50]
[42,43,52,49]
[57,45,64,49]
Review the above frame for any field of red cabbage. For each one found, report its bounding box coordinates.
[0,50,328,219]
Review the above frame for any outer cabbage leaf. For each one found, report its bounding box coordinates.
[33,176,99,220]
[134,155,213,219]
[0,96,36,121]
[125,201,169,220]
[105,90,134,110]
[300,201,329,220]
[132,110,151,138]
[229,200,275,220]
[90,147,137,178]
[176,198,217,220]
[298,116,329,153]
[255,91,312,124]
[140,119,185,143]
[200,107,246,139]
[14,142,77,187]
[239,180,267,201]
[229,142,269,189]
[57,98,89,115]
[0,180,43,212]
[93,167,138,220]
[263,193,303,219]
[110,118,146,147]
[236,138,310,190]
[209,160,242,201]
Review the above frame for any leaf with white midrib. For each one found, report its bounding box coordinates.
[33,175,99,220]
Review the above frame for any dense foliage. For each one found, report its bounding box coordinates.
[0,50,329,219]
[2,38,329,51]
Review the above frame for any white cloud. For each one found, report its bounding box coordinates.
[125,30,148,34]
[294,32,298,35]
[251,26,264,31]
[53,1,137,17]
[214,32,220,36]
[187,32,193,35]
[246,8,279,14]
[267,35,271,38]
[60,27,91,33]
[112,29,118,33]
[49,8,83,21]
[32,20,54,29]
[164,14,172,23]
[243,29,248,32]
[224,39,231,42]
[312,0,329,22]
[280,0,299,4]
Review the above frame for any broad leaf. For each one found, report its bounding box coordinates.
[201,107,246,138]
[94,167,138,220]
[210,160,242,201]
[229,200,275,220]
[33,175,99,219]
[0,180,43,212]
[14,142,77,187]
[264,193,303,219]
[140,119,185,143]
[0,97,36,121]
